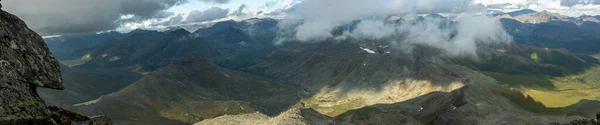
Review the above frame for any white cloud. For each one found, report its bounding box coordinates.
[350,20,396,39]
[476,0,600,16]
[391,15,511,57]
[275,0,512,57]
[186,7,230,22]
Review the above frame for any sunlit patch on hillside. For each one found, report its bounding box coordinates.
[495,48,507,53]
[304,79,464,117]
[158,101,257,124]
[131,65,152,75]
[110,56,121,61]
[490,87,576,115]
[522,89,597,108]
[530,52,539,62]
[592,54,600,60]
[61,53,93,67]
[74,96,102,106]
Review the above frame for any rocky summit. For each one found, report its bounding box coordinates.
[0,9,112,124]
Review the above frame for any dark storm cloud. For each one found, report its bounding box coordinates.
[186,7,230,22]
[1,0,188,35]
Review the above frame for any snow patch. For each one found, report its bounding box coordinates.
[42,35,61,39]
[360,47,376,54]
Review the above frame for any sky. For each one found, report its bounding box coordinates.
[1,0,600,36]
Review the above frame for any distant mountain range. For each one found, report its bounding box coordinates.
[45,18,279,72]
[490,9,600,54]
[39,9,600,125]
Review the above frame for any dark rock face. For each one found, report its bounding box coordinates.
[47,106,114,125]
[0,9,63,124]
[0,8,62,88]
[0,8,111,125]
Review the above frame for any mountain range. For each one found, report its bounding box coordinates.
[37,9,600,125]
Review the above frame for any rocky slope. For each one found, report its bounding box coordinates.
[0,8,112,124]
[0,8,62,124]
[73,56,299,124]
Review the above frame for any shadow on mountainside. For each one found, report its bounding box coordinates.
[68,55,300,125]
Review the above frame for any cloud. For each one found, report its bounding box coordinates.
[161,14,185,25]
[350,20,396,39]
[2,0,187,35]
[197,0,230,4]
[478,0,600,16]
[230,4,249,17]
[186,7,230,22]
[394,15,511,56]
[560,0,600,6]
[277,0,511,57]
[281,0,484,41]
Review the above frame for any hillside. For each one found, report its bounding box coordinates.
[34,10,600,124]
[72,56,299,124]
[201,39,600,124]
[38,64,143,106]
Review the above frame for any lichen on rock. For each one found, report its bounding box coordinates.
[0,8,63,124]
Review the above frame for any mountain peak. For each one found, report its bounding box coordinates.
[242,17,277,25]
[163,27,191,36]
[510,9,571,24]
[129,29,158,34]
[212,20,238,27]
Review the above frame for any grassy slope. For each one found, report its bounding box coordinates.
[487,67,600,108]
[74,57,299,124]
[480,46,600,117]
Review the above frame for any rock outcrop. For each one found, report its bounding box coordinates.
[195,108,337,125]
[550,112,600,125]
[0,8,62,124]
[0,8,112,125]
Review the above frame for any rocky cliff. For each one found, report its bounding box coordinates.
[0,8,112,125]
